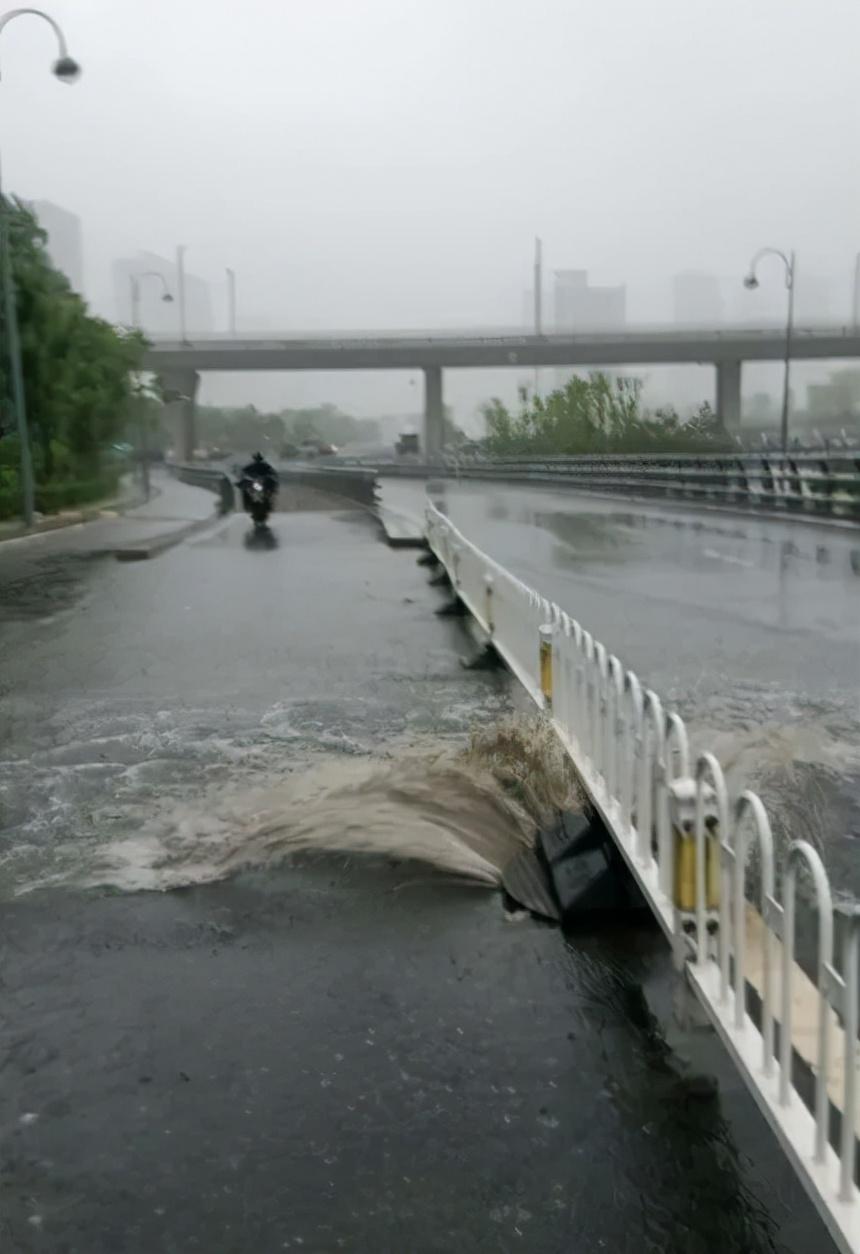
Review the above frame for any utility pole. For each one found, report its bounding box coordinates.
[0,184,35,525]
[533,235,543,398]
[226,266,236,336]
[176,243,187,343]
[0,7,82,528]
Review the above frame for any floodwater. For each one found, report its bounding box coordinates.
[382,477,860,894]
[0,487,838,1251]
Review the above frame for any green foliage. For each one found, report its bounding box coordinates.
[482,374,731,456]
[193,401,381,453]
[0,197,144,490]
[0,472,120,521]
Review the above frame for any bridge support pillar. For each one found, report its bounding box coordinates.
[715,360,742,431]
[159,369,200,462]
[423,365,444,460]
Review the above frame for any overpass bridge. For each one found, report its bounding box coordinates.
[144,325,860,460]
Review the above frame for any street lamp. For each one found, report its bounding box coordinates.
[226,266,236,336]
[129,270,173,330]
[0,7,81,527]
[176,244,188,344]
[743,246,796,455]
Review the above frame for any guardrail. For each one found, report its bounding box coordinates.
[374,452,860,522]
[168,463,235,512]
[169,463,379,511]
[424,500,860,1252]
[279,464,378,507]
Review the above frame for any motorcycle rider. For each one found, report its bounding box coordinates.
[238,451,279,513]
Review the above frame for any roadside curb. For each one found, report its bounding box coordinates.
[376,504,426,549]
[112,510,225,561]
[0,486,152,546]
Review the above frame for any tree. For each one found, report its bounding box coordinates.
[481,372,732,456]
[0,197,144,482]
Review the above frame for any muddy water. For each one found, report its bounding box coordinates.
[34,718,574,895]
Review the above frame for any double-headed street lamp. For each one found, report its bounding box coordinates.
[0,7,80,527]
[130,270,173,330]
[743,246,796,455]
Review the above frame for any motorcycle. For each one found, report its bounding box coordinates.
[240,477,273,528]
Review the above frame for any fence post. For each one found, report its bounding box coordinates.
[484,573,494,637]
[838,903,860,1201]
[539,623,555,710]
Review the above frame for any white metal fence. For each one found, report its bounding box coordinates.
[425,500,860,1253]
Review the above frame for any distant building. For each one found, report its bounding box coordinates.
[28,199,83,293]
[672,272,723,326]
[553,270,626,331]
[112,251,214,333]
[551,270,625,390]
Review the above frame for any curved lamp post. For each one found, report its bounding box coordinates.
[0,7,81,526]
[130,270,173,330]
[128,272,172,501]
[743,247,795,454]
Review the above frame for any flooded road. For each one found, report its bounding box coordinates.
[0,493,838,1251]
[382,478,860,892]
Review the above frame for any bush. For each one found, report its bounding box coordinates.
[482,374,732,457]
[0,472,120,521]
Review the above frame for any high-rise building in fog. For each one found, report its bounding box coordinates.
[112,251,214,333]
[553,270,626,331]
[672,272,723,325]
[28,199,84,294]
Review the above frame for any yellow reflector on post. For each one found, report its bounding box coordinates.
[539,623,554,709]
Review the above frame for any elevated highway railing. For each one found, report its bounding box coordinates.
[424,499,860,1252]
[168,462,378,511]
[365,451,860,523]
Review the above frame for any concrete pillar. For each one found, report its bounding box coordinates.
[160,369,200,462]
[423,365,444,460]
[715,360,742,431]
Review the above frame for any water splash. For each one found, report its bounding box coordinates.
[35,717,577,896]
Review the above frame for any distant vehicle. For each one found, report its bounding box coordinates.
[396,432,420,456]
[297,440,338,458]
[280,442,301,459]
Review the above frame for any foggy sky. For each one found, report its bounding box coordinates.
[4,0,860,426]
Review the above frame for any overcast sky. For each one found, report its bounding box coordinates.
[4,0,859,424]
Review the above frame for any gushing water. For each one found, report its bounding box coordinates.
[50,717,577,895]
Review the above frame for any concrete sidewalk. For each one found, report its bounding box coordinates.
[0,471,219,561]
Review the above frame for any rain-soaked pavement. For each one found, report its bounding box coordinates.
[382,477,860,893]
[0,482,839,1252]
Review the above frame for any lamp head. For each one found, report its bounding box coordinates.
[161,293,174,304]
[53,55,81,83]
[743,274,759,290]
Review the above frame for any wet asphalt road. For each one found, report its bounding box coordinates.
[0,491,838,1252]
[382,477,860,889]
